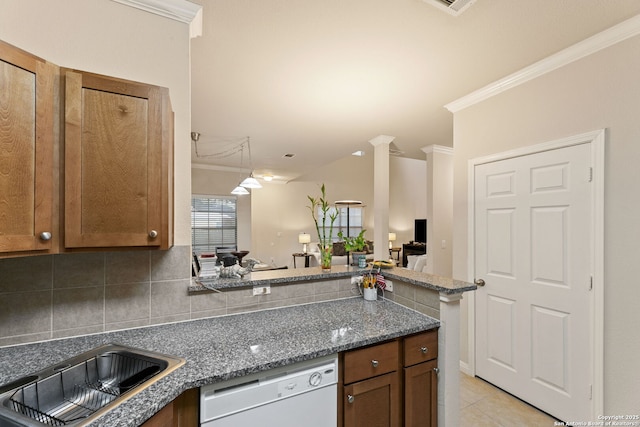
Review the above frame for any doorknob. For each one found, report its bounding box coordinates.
[474,279,485,287]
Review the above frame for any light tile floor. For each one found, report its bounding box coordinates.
[460,373,559,427]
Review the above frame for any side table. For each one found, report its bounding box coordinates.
[389,247,401,262]
[292,252,312,268]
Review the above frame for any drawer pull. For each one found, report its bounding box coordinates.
[420,346,428,354]
[371,360,378,368]
[347,394,355,404]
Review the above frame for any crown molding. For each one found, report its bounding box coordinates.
[110,0,203,37]
[445,13,640,113]
[422,144,454,155]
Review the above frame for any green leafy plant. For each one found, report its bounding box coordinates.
[307,184,339,269]
[338,229,368,253]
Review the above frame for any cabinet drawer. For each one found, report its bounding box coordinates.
[403,330,438,366]
[344,340,398,384]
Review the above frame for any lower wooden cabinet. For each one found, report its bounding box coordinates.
[141,388,198,427]
[340,329,438,427]
[404,359,438,427]
[343,372,400,427]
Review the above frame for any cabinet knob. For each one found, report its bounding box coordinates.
[421,346,428,354]
[148,230,158,238]
[433,367,440,375]
[39,232,52,241]
[347,394,354,404]
[371,359,378,368]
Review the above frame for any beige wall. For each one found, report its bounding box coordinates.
[453,35,640,413]
[0,0,192,246]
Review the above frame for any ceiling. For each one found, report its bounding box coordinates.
[190,0,640,182]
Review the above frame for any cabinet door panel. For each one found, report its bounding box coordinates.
[404,360,438,427]
[0,41,54,254]
[64,69,166,248]
[81,89,149,234]
[343,372,400,427]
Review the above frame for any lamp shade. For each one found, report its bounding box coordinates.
[231,185,249,195]
[298,233,311,244]
[240,175,262,189]
[388,232,396,241]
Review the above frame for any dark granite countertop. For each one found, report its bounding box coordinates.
[0,297,439,427]
[192,265,476,295]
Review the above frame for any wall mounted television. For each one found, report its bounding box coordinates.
[414,219,427,243]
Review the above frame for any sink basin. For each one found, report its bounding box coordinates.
[0,344,184,426]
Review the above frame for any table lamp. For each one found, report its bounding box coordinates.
[388,232,396,249]
[299,233,311,253]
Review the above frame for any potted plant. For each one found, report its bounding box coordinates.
[307,184,338,270]
[338,229,368,266]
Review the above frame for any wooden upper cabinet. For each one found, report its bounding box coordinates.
[0,40,55,255]
[63,69,173,249]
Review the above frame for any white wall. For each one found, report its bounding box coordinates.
[453,34,640,414]
[0,0,193,246]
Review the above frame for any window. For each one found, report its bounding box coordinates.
[318,206,364,240]
[191,195,237,254]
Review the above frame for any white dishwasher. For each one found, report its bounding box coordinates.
[200,354,338,427]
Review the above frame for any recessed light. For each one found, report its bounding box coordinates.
[352,150,365,157]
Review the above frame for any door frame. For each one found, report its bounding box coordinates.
[465,129,605,418]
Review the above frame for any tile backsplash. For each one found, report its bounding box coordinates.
[0,246,191,347]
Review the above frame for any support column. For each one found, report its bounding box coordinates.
[438,292,462,427]
[369,135,394,261]
[422,145,454,277]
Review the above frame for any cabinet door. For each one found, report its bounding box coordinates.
[0,41,55,254]
[404,360,438,427]
[343,372,400,427]
[64,69,172,248]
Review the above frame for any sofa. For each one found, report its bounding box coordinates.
[309,241,374,266]
[405,254,428,272]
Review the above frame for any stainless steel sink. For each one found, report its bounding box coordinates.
[0,344,184,426]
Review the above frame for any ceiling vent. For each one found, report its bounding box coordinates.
[422,0,476,16]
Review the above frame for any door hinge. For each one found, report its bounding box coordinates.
[589,276,593,291]
[589,384,593,400]
[588,167,593,182]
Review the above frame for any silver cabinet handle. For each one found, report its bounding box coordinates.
[433,367,440,375]
[474,278,485,287]
[39,232,52,241]
[347,394,354,404]
[371,360,378,368]
[148,230,158,238]
[421,347,428,354]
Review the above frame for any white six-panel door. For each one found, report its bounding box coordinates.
[474,143,592,422]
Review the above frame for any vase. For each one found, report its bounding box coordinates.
[350,251,367,267]
[320,245,332,270]
[363,287,377,301]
